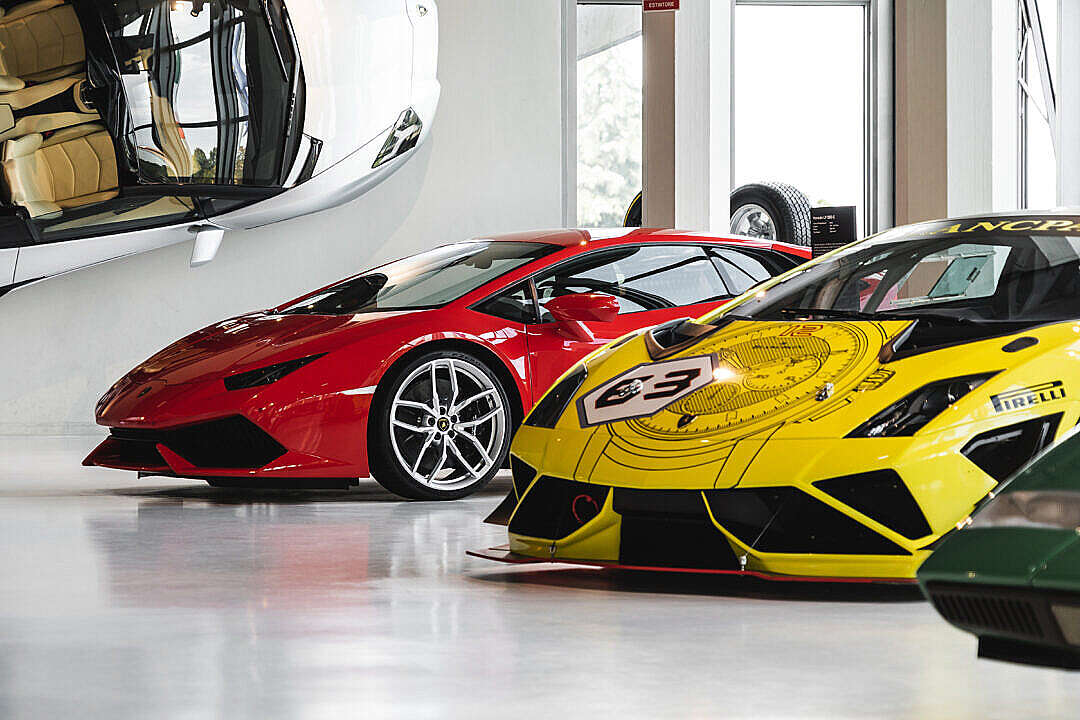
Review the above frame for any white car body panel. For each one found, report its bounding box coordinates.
[1,0,440,292]
[215,0,441,230]
[290,0,415,173]
[13,224,197,285]
[0,248,16,286]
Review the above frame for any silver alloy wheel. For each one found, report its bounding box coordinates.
[731,203,777,240]
[388,357,506,491]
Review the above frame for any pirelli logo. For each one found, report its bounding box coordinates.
[990,381,1066,413]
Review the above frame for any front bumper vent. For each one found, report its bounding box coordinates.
[508,475,610,540]
[813,470,932,540]
[613,488,739,570]
[704,486,910,556]
[926,582,1061,644]
[111,416,286,469]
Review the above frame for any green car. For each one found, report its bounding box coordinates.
[918,426,1080,669]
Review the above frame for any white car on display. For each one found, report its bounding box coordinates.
[0,0,439,296]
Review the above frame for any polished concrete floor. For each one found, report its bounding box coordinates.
[2,437,1079,719]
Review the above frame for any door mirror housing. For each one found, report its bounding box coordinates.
[545,293,619,341]
[189,225,225,267]
[546,293,619,323]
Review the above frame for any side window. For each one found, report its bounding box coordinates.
[32,195,200,243]
[534,245,729,321]
[472,282,537,324]
[709,248,772,295]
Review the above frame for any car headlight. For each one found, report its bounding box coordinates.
[968,490,1080,531]
[524,366,587,428]
[847,373,997,438]
[224,353,326,391]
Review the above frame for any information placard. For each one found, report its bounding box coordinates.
[810,206,857,258]
[644,0,679,12]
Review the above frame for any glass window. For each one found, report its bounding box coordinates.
[577,3,642,227]
[709,248,771,295]
[33,196,200,242]
[280,242,555,316]
[105,0,303,186]
[472,282,537,324]
[1021,0,1058,208]
[715,225,1080,327]
[733,3,866,236]
[534,245,728,320]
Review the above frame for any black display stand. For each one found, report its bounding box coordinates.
[810,206,857,258]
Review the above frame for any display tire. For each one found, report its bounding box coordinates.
[624,191,642,227]
[369,350,512,501]
[730,181,812,246]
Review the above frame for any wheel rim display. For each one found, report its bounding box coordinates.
[389,358,506,491]
[731,203,777,240]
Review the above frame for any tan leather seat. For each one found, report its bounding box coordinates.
[0,0,86,84]
[0,74,97,142]
[2,123,118,217]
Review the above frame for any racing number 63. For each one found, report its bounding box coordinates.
[578,355,718,426]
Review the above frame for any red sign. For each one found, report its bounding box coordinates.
[644,0,679,11]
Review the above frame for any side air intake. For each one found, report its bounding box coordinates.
[961,413,1062,482]
[813,470,932,540]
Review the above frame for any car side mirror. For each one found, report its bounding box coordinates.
[545,293,619,341]
[189,225,225,268]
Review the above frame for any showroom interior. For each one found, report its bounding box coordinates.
[5,0,1080,717]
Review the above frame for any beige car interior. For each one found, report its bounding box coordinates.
[0,0,122,219]
[0,74,98,142]
[0,0,85,84]
[2,123,118,218]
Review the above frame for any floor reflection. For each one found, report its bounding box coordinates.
[4,439,1080,719]
[87,479,510,609]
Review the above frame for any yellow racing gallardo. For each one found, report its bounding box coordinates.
[471,212,1080,582]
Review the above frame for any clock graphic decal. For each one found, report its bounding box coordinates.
[623,321,882,439]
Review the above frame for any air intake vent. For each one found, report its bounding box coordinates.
[508,476,610,540]
[705,486,910,555]
[614,488,739,570]
[961,413,1062,481]
[814,470,932,540]
[112,416,286,469]
[926,582,1058,643]
[510,456,537,500]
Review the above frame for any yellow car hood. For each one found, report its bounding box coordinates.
[530,318,1079,490]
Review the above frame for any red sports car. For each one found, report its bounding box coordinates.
[85,229,810,499]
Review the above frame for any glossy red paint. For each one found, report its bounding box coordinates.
[85,228,810,483]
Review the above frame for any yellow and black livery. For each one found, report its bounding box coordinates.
[475,213,1080,581]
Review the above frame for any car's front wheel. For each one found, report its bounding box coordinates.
[369,351,511,500]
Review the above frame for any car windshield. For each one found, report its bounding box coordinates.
[279,242,557,315]
[103,0,304,186]
[709,217,1080,329]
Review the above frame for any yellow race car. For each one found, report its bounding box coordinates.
[472,213,1080,582]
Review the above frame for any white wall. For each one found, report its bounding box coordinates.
[0,0,565,435]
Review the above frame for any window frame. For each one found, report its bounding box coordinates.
[732,0,890,235]
[472,241,744,325]
[1017,0,1058,209]
[20,185,282,246]
[564,0,893,234]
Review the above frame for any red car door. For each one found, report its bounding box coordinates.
[524,244,733,404]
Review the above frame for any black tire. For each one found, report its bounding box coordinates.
[730,182,811,246]
[623,191,642,227]
[369,350,512,501]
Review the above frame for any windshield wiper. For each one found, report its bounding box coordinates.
[876,311,984,326]
[773,307,881,321]
[768,306,985,326]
